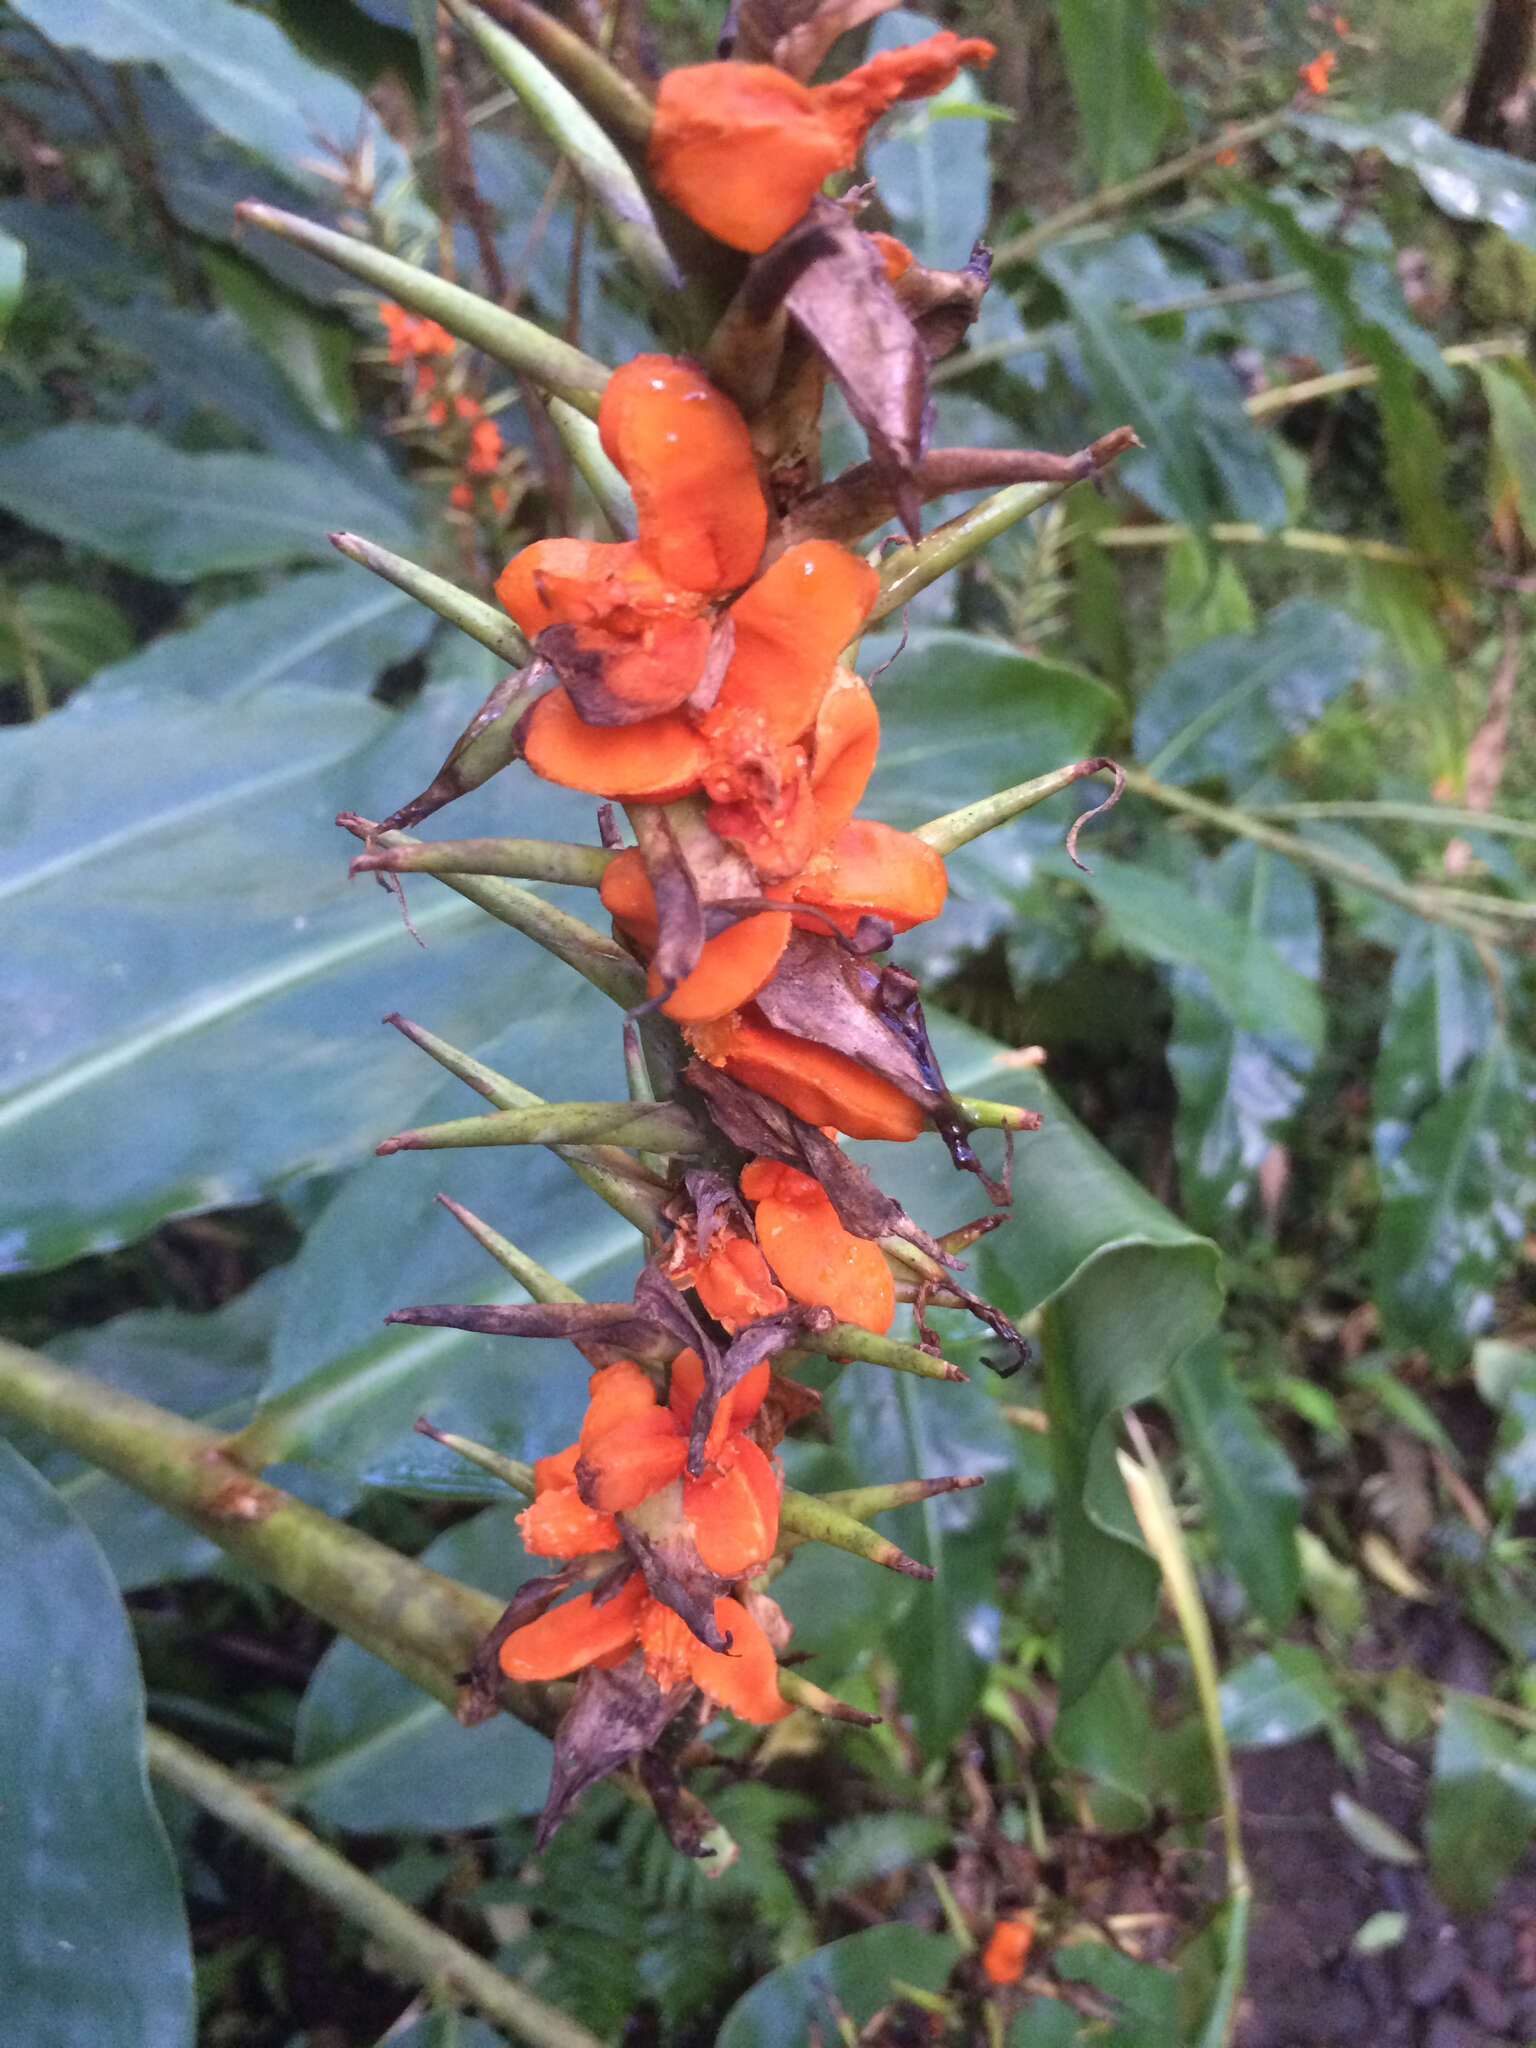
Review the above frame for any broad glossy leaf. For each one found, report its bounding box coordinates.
[1134,599,1378,786]
[1219,1645,1341,1748]
[0,680,611,1271]
[1167,1335,1301,1627]
[0,1438,194,2046]
[0,583,134,690]
[1051,1655,1161,1830]
[1060,848,1324,1048]
[1052,1945,1178,2048]
[378,2016,507,2048]
[88,572,434,702]
[1041,248,1284,531]
[1167,842,1321,1228]
[1425,1692,1536,1914]
[9,0,409,200]
[0,425,413,581]
[1052,0,1174,186]
[1373,1033,1534,1369]
[716,1926,962,2048]
[825,1370,1018,1756]
[293,1503,551,1831]
[1374,925,1498,1138]
[867,1019,1221,1705]
[22,1275,283,1590]
[1477,360,1536,544]
[862,11,991,264]
[1299,109,1536,257]
[1473,1339,1536,1512]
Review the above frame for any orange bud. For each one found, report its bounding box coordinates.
[689,1013,925,1142]
[744,1158,894,1332]
[522,688,710,802]
[498,1571,647,1681]
[787,817,948,936]
[685,1595,793,1721]
[980,1912,1035,1986]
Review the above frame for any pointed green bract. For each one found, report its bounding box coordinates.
[353,835,614,886]
[235,204,609,411]
[379,1098,706,1155]
[329,530,528,665]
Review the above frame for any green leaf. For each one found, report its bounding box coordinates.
[887,1022,1222,1705]
[825,1371,1018,1757]
[0,224,25,338]
[716,1926,962,2048]
[1373,1033,1535,1369]
[1167,842,1321,1229]
[863,11,993,263]
[87,573,435,701]
[1052,1945,1178,2048]
[808,1813,953,1900]
[292,1503,551,1831]
[1425,1691,1536,1914]
[1374,926,1499,1137]
[1051,1655,1162,1830]
[1162,534,1253,656]
[1477,359,1536,539]
[0,425,413,581]
[1134,599,1378,786]
[0,1437,194,2046]
[1052,0,1175,186]
[9,0,410,200]
[0,680,613,1271]
[205,249,361,436]
[0,583,134,689]
[1473,1339,1536,1512]
[377,2015,508,2048]
[1218,1645,1341,1748]
[1041,247,1284,530]
[1060,849,1325,1049]
[1299,109,1536,258]
[1168,1335,1302,1628]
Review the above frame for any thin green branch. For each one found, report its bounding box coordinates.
[472,0,655,149]
[795,1324,967,1382]
[234,203,608,412]
[1244,335,1523,419]
[145,1726,603,2048]
[871,474,1106,620]
[447,0,680,297]
[352,836,615,886]
[991,108,1290,268]
[377,1098,706,1155]
[1093,521,1434,568]
[1247,799,1536,845]
[546,395,636,537]
[916,761,1115,854]
[436,1194,586,1307]
[329,531,529,664]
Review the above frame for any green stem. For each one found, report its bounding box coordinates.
[1094,521,1432,568]
[1244,334,1523,419]
[447,0,679,297]
[329,530,528,662]
[990,108,1290,268]
[377,1098,706,1155]
[917,761,1114,854]
[472,0,655,149]
[870,474,1105,620]
[1247,799,1536,845]
[547,396,636,538]
[352,835,615,885]
[0,1340,551,1728]
[795,1324,967,1382]
[1121,767,1533,948]
[145,1727,602,2048]
[778,1488,934,1577]
[234,203,608,412]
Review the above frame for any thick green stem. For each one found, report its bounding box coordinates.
[1094,521,1433,568]
[145,1727,602,2048]
[917,762,1114,854]
[234,203,608,411]
[778,1488,934,1577]
[870,474,1100,620]
[473,0,655,150]
[795,1324,967,1382]
[352,836,615,886]
[329,531,529,663]
[547,395,636,537]
[1247,798,1536,846]
[0,1340,551,1728]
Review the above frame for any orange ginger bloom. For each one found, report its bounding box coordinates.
[670,1223,789,1330]
[599,847,792,1024]
[500,1357,791,1722]
[689,1011,925,1143]
[1299,48,1336,93]
[740,1157,895,1331]
[522,688,710,799]
[786,817,948,937]
[649,33,995,252]
[598,356,768,593]
[980,1912,1035,1987]
[378,300,456,364]
[702,541,878,751]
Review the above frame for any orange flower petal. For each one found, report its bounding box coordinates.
[598,356,767,593]
[516,1485,621,1558]
[522,687,709,801]
[752,1179,895,1333]
[532,1441,581,1493]
[686,1438,781,1575]
[498,1571,647,1681]
[649,36,993,254]
[648,911,794,1024]
[808,667,880,840]
[579,1360,658,1449]
[637,1595,699,1690]
[580,1412,689,1511]
[690,1235,790,1330]
[688,1012,925,1142]
[867,230,914,281]
[981,1913,1035,1986]
[787,818,948,936]
[702,542,878,750]
[686,1595,793,1722]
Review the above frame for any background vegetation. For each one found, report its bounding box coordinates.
[1,0,1533,2043]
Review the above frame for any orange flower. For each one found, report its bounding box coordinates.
[786,817,948,937]
[1299,48,1335,94]
[466,416,504,476]
[598,355,767,593]
[650,33,995,252]
[701,541,879,750]
[740,1157,894,1331]
[378,300,456,364]
[599,849,793,1022]
[980,1912,1035,1986]
[689,1011,926,1142]
[867,230,914,282]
